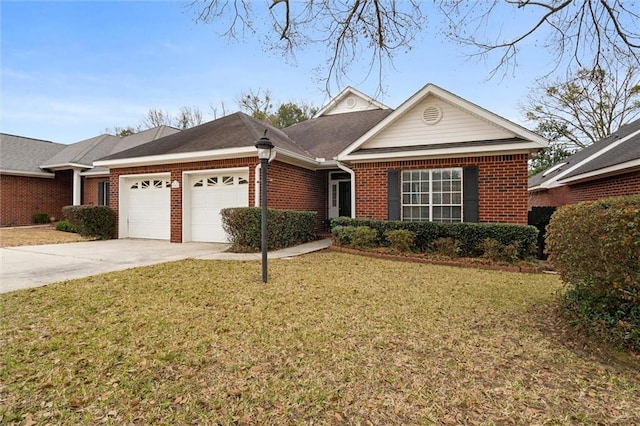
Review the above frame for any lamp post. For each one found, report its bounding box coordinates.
[255,130,273,283]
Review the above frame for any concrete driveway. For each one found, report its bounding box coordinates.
[0,239,228,294]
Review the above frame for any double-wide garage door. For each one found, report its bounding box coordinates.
[123,170,249,242]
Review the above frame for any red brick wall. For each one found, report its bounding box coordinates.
[109,158,326,242]
[83,176,109,205]
[0,171,73,227]
[567,170,640,204]
[528,186,570,209]
[351,154,530,224]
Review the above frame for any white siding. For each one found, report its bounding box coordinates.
[324,94,381,115]
[362,96,515,149]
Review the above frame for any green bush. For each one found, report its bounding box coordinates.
[546,195,640,351]
[32,213,49,224]
[384,229,415,252]
[221,207,317,252]
[62,205,115,239]
[55,220,76,233]
[331,217,537,259]
[332,226,378,249]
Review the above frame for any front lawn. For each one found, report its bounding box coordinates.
[1,252,638,425]
[0,226,88,248]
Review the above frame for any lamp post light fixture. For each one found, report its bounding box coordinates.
[255,130,273,283]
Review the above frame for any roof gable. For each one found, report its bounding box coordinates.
[338,83,548,161]
[41,134,120,169]
[314,86,390,117]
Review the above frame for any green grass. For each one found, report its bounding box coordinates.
[1,252,639,425]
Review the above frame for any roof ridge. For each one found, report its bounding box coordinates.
[0,133,62,145]
[68,134,116,164]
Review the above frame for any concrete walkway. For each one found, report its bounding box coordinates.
[0,238,331,294]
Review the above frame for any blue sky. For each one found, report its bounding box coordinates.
[2,1,549,144]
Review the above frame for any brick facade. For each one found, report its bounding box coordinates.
[352,154,530,224]
[109,158,327,242]
[83,176,110,205]
[0,171,73,227]
[528,185,570,209]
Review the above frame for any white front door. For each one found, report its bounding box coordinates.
[329,171,352,219]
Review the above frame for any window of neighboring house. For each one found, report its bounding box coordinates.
[401,168,463,222]
[98,181,110,206]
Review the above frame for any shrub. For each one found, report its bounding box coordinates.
[221,207,317,252]
[431,237,461,258]
[384,229,415,252]
[478,238,520,263]
[332,226,377,249]
[546,195,640,351]
[62,205,115,239]
[32,213,49,224]
[330,217,537,259]
[55,220,76,233]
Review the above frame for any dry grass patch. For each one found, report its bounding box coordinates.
[0,226,88,247]
[1,252,638,425]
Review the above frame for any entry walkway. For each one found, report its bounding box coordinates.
[0,238,331,294]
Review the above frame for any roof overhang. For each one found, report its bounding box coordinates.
[0,169,56,178]
[557,158,640,185]
[95,147,258,168]
[39,162,90,171]
[339,142,541,163]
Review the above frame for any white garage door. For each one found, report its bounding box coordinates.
[190,172,249,242]
[126,178,170,240]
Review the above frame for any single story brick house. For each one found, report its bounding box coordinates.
[0,127,179,227]
[528,118,640,208]
[95,83,548,243]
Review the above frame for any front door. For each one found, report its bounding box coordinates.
[338,181,351,217]
[329,171,351,219]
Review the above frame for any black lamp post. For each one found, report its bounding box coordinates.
[255,130,273,283]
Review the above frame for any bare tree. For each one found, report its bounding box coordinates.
[189,1,640,87]
[523,58,640,149]
[236,88,274,122]
[189,0,426,92]
[440,0,640,78]
[140,109,173,128]
[175,106,204,129]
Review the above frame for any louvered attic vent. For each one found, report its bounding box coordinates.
[422,106,442,125]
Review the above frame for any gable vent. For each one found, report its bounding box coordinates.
[422,106,442,125]
[345,97,357,108]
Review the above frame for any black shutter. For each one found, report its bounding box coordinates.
[463,166,479,223]
[98,182,105,206]
[387,170,400,221]
[104,182,110,206]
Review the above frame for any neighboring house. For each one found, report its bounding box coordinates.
[95,83,548,243]
[529,118,640,208]
[0,126,179,227]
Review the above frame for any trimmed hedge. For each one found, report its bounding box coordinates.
[55,220,76,233]
[546,195,640,351]
[331,217,537,259]
[62,205,115,240]
[221,207,317,252]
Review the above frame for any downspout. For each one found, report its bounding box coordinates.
[336,161,356,218]
[254,151,277,207]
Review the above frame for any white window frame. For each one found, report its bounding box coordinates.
[401,168,463,222]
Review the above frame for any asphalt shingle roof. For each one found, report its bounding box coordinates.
[41,134,121,168]
[0,134,67,175]
[282,109,393,159]
[99,112,310,161]
[529,118,640,188]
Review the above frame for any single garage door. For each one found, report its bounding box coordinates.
[126,177,170,240]
[190,172,249,242]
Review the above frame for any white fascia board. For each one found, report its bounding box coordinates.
[272,148,322,170]
[558,158,640,185]
[339,83,548,158]
[338,142,541,162]
[94,147,257,168]
[0,169,56,178]
[39,162,90,171]
[80,169,109,177]
[540,127,640,189]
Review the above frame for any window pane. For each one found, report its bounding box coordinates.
[442,193,451,204]
[452,193,462,204]
[452,169,461,179]
[452,207,462,221]
[432,170,441,180]
[432,181,441,192]
[403,182,411,192]
[442,169,451,179]
[442,181,451,192]
[411,171,420,181]
[433,193,442,204]
[421,193,430,204]
[452,181,461,192]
